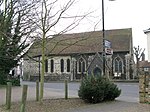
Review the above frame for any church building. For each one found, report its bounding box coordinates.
[23,28,134,81]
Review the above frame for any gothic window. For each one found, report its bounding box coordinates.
[78,58,86,73]
[93,67,102,76]
[45,59,48,73]
[50,59,54,73]
[82,61,85,72]
[119,61,122,72]
[60,59,64,72]
[67,59,70,72]
[79,60,82,72]
[114,57,123,73]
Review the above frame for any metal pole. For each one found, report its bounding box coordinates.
[102,0,105,75]
[39,56,41,82]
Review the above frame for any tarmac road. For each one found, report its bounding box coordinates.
[0,81,149,112]
[21,81,139,102]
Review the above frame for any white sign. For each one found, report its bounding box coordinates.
[105,48,113,55]
[105,40,111,48]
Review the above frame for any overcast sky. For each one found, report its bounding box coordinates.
[59,0,150,59]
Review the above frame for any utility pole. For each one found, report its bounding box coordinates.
[102,0,105,75]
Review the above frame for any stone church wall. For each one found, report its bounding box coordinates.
[23,52,134,81]
[23,56,72,81]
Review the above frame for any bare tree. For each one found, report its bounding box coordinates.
[134,45,145,77]
[28,0,93,102]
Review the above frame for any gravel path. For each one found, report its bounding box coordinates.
[0,99,149,112]
[66,100,150,112]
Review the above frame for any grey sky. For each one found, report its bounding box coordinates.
[31,0,149,58]
[58,0,150,59]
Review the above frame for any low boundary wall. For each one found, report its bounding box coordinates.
[139,73,150,103]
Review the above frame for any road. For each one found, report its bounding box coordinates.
[21,81,139,103]
[115,83,139,102]
[1,81,149,112]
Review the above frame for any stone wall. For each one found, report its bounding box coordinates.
[29,73,71,82]
[139,73,150,103]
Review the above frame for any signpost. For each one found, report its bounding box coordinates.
[105,39,111,48]
[105,48,113,55]
[104,39,113,55]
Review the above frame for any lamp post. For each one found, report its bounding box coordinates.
[102,0,105,75]
[102,0,115,76]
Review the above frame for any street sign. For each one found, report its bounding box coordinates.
[105,48,113,55]
[104,40,111,48]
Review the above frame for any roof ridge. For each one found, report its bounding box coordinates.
[59,27,132,35]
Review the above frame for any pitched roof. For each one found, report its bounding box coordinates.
[27,28,132,57]
[139,61,150,68]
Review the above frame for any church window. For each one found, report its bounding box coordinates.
[114,57,123,73]
[50,59,54,73]
[45,59,48,73]
[67,59,70,72]
[78,58,86,73]
[79,60,82,72]
[60,59,64,72]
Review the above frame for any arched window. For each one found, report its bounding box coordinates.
[119,61,122,73]
[50,59,54,73]
[93,67,102,76]
[45,59,48,73]
[67,59,70,72]
[60,59,64,72]
[82,61,85,72]
[78,58,86,73]
[79,60,82,72]
[114,57,123,73]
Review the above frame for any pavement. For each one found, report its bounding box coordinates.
[0,86,77,106]
[0,82,149,112]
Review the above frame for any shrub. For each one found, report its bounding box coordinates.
[0,71,7,85]
[78,75,121,103]
[7,76,20,86]
[11,77,20,86]
[104,82,121,101]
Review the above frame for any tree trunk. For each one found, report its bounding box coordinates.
[39,32,46,102]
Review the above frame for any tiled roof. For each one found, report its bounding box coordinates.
[139,61,150,68]
[26,28,132,57]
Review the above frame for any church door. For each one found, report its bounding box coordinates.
[93,67,102,76]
